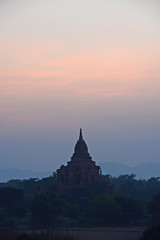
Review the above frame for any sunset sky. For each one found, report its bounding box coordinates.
[0,0,160,172]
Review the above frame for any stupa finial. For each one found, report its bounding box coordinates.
[79,128,83,140]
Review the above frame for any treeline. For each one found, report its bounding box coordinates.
[0,173,160,230]
[105,173,160,201]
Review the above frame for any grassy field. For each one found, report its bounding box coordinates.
[60,227,146,240]
[15,227,146,240]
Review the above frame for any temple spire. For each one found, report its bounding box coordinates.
[73,128,90,159]
[79,128,83,140]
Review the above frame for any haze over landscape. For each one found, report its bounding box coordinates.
[0,0,160,175]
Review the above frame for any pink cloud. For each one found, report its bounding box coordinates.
[0,38,159,101]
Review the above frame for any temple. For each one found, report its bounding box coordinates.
[57,129,100,188]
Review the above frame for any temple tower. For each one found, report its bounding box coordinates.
[57,129,100,188]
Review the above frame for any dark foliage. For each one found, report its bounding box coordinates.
[31,190,63,227]
[59,181,114,209]
[111,174,160,201]
[63,202,81,219]
[1,173,160,202]
[9,201,27,218]
[0,173,159,228]
[115,196,145,225]
[0,187,26,220]
[140,225,160,240]
[0,187,24,207]
[85,195,121,225]
[148,192,160,225]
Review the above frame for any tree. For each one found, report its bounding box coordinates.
[86,195,121,225]
[0,187,24,207]
[31,190,63,226]
[115,196,145,225]
[63,202,80,219]
[9,201,27,219]
[148,191,160,225]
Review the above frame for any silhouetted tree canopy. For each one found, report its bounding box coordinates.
[0,187,24,207]
[0,173,160,228]
[115,196,145,224]
[63,202,81,219]
[31,190,63,225]
[86,195,121,225]
[148,191,160,225]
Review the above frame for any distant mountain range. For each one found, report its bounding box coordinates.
[0,168,51,182]
[0,162,160,182]
[100,161,160,179]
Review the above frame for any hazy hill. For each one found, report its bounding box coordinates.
[100,161,160,179]
[0,168,51,182]
[0,162,160,182]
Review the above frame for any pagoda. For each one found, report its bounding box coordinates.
[57,129,100,188]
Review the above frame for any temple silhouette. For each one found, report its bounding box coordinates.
[57,129,100,188]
